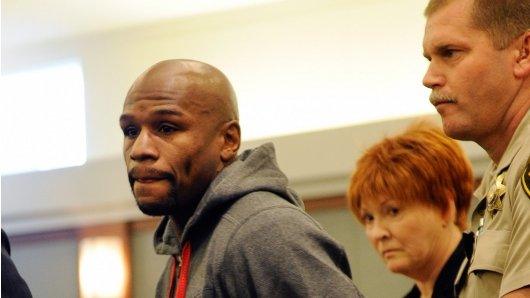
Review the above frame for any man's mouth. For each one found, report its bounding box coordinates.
[135,177,164,183]
[128,167,173,187]
[432,98,457,107]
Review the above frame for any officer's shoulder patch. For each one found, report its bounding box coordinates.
[522,157,530,198]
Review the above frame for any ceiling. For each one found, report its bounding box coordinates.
[1,0,281,47]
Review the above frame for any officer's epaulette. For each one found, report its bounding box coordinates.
[522,156,530,198]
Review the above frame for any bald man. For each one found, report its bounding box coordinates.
[120,60,362,297]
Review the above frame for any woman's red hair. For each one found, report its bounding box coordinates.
[347,124,474,230]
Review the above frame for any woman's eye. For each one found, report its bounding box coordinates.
[362,214,374,224]
[389,207,399,216]
[123,126,139,138]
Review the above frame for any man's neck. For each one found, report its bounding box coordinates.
[172,207,194,230]
[482,132,513,165]
[480,89,530,164]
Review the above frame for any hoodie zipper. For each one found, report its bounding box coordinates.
[167,241,192,298]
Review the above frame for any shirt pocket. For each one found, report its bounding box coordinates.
[469,229,510,274]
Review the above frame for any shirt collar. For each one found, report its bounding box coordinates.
[495,109,530,173]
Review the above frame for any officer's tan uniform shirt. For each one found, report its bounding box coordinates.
[462,110,530,297]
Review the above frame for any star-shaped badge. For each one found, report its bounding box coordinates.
[487,171,506,217]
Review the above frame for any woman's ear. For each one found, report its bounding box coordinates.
[442,198,457,228]
[514,30,530,78]
[220,120,241,163]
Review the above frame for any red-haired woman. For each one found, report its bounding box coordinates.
[348,124,475,298]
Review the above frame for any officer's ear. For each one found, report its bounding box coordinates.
[514,30,530,78]
[220,120,240,163]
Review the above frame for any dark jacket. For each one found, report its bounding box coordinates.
[2,229,32,298]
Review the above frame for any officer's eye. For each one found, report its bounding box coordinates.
[440,48,460,59]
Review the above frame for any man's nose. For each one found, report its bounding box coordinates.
[422,62,446,89]
[129,130,159,162]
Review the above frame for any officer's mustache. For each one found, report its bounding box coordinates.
[429,91,457,105]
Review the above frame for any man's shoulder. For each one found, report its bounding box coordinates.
[206,192,316,245]
[222,191,306,223]
[510,138,529,173]
[504,135,529,200]
[503,112,530,182]
[216,192,325,243]
[473,134,529,203]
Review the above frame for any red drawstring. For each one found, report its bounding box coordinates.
[166,242,192,298]
[176,242,192,298]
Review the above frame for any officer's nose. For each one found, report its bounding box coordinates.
[422,61,446,90]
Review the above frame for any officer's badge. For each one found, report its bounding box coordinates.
[487,171,506,217]
[522,157,530,199]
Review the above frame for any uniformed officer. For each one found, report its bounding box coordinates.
[422,0,530,297]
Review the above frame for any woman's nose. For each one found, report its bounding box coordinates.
[369,219,390,242]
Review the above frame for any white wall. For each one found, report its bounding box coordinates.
[2,0,488,238]
[2,0,431,161]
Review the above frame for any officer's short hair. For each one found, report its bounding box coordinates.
[425,0,530,50]
[348,124,474,230]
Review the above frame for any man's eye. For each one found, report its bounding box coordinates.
[123,126,139,138]
[158,124,177,134]
[441,49,458,58]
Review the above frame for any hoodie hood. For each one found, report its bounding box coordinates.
[154,143,301,255]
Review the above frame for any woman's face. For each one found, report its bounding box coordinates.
[360,197,448,279]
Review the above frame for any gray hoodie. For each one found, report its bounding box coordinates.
[154,143,363,297]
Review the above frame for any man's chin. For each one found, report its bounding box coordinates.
[136,199,176,216]
[441,120,474,141]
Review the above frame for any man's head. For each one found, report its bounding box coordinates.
[120,59,241,220]
[422,0,530,160]
[425,0,530,50]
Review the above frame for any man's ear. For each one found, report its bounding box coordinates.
[220,120,241,163]
[514,30,530,78]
